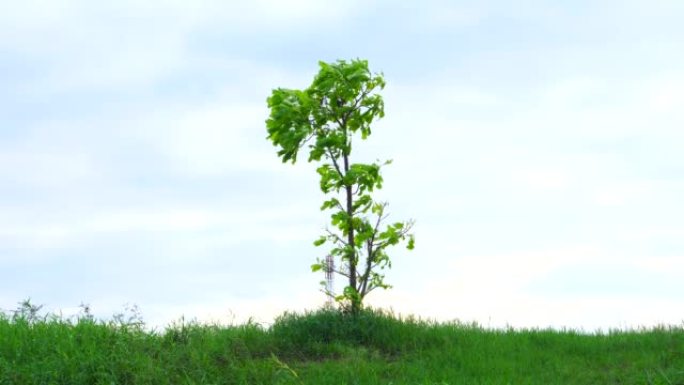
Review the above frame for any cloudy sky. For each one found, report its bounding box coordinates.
[1,0,683,331]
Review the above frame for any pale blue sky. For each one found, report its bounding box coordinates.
[1,0,683,330]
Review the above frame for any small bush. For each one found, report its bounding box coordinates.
[270,307,451,359]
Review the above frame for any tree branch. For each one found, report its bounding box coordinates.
[331,266,350,278]
[325,228,348,246]
[359,203,386,296]
[326,147,345,181]
[342,86,370,125]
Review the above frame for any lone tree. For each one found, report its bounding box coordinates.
[266,59,414,314]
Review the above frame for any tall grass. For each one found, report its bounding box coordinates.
[0,303,682,384]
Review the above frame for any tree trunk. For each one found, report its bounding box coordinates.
[343,153,359,314]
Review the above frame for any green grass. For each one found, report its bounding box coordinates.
[1,305,683,384]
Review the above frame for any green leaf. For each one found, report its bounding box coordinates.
[407,235,415,250]
[320,198,341,211]
[313,236,326,246]
[343,285,359,297]
[311,263,323,272]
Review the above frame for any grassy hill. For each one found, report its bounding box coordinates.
[1,306,682,384]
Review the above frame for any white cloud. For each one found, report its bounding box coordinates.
[0,147,96,188]
[366,247,684,330]
[510,168,571,192]
[642,72,684,115]
[0,202,317,259]
[530,71,684,141]
[0,0,363,51]
[2,0,360,97]
[147,102,275,175]
[633,255,684,275]
[403,1,487,29]
[591,180,655,207]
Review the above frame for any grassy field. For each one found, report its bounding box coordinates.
[1,304,683,385]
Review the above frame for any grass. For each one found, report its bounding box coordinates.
[1,302,683,384]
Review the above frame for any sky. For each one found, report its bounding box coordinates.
[1,0,683,332]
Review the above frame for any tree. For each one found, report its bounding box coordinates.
[266,59,414,315]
